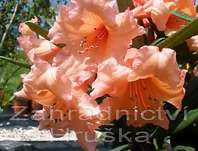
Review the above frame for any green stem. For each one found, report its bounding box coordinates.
[150,127,159,137]
[153,138,159,150]
[157,18,198,49]
[0,56,30,68]
[0,3,18,49]
[171,10,194,22]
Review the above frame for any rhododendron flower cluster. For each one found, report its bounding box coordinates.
[15,0,198,150]
[133,0,196,31]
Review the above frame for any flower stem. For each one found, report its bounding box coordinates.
[0,3,18,49]
[157,18,198,49]
[0,56,30,68]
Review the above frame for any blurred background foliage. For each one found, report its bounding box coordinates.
[0,0,67,107]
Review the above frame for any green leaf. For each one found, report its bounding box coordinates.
[132,35,147,49]
[0,56,30,68]
[151,37,166,46]
[157,18,198,49]
[0,107,3,113]
[171,10,194,22]
[174,145,195,151]
[25,22,49,40]
[117,0,132,12]
[95,94,110,104]
[111,144,131,151]
[153,138,159,150]
[55,43,66,48]
[174,108,198,133]
[25,22,66,48]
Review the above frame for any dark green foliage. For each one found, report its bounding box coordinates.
[117,0,133,12]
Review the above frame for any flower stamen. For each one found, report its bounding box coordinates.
[79,24,108,54]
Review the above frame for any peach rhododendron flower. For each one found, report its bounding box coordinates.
[15,57,99,112]
[133,0,150,6]
[33,100,97,151]
[151,0,196,31]
[187,35,198,53]
[15,58,100,151]
[15,0,188,150]
[133,0,196,31]
[18,17,60,63]
[48,0,144,63]
[90,46,186,129]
